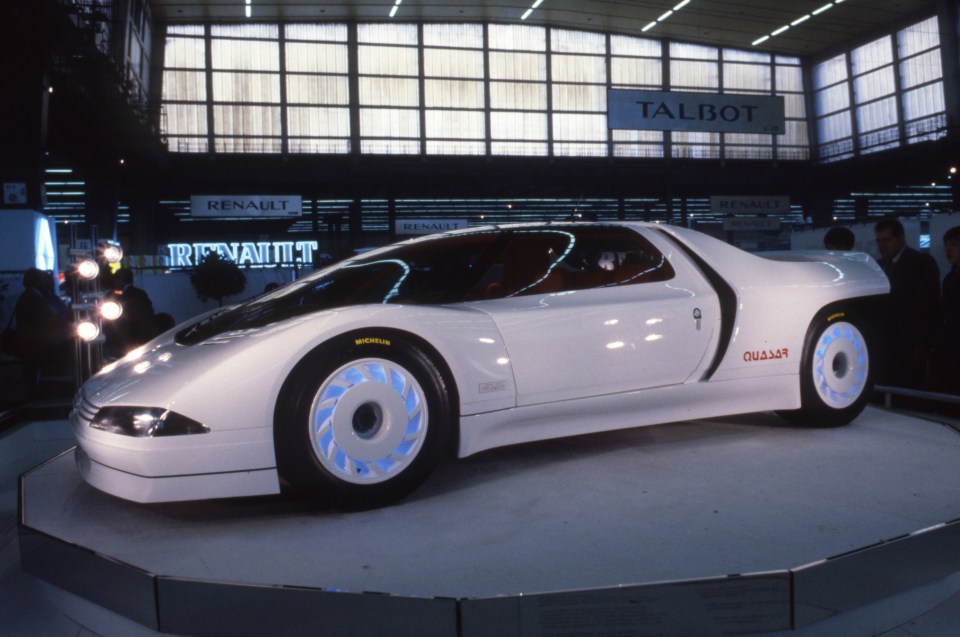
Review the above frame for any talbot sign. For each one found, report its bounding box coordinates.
[608,90,785,134]
[191,195,302,218]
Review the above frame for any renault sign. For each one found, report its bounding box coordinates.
[396,219,468,235]
[608,90,785,134]
[191,195,302,217]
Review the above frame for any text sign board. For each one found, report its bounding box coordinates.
[395,219,468,235]
[167,240,319,267]
[608,90,785,134]
[722,217,782,232]
[4,182,27,205]
[711,196,790,215]
[191,195,302,218]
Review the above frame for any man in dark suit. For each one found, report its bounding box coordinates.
[874,218,940,388]
[932,226,960,394]
[104,267,157,357]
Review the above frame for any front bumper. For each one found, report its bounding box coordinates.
[75,447,280,503]
[72,393,281,503]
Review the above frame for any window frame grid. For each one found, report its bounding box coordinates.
[160,21,810,161]
[812,14,946,162]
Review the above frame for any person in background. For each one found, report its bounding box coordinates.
[823,226,855,251]
[874,218,940,389]
[104,268,157,358]
[931,225,960,395]
[13,268,71,399]
[153,312,176,335]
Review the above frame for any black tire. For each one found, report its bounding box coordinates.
[778,310,873,427]
[274,334,452,509]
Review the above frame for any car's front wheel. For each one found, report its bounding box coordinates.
[275,336,452,508]
[779,311,872,427]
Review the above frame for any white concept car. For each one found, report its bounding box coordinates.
[73,222,889,508]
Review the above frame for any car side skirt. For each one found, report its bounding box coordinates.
[458,374,800,458]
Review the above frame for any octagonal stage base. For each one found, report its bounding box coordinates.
[18,406,960,636]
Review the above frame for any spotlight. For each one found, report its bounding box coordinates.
[101,243,123,264]
[76,259,100,280]
[77,320,101,341]
[100,299,123,321]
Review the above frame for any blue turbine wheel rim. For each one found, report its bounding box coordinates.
[812,321,868,410]
[309,357,428,485]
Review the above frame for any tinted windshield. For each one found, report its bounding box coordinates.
[175,225,673,344]
[176,231,505,344]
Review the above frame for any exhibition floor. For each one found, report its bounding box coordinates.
[5,407,960,635]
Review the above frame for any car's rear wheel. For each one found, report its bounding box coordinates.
[275,336,452,509]
[779,311,872,427]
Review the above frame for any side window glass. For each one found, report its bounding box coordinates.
[464,226,675,300]
[479,230,574,299]
[387,232,503,303]
[560,227,675,290]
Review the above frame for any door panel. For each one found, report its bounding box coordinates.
[467,226,720,407]
[486,282,718,406]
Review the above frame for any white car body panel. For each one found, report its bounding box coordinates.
[655,225,888,382]
[72,222,889,503]
[459,374,798,457]
[479,281,718,406]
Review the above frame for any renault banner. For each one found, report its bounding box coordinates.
[191,195,303,217]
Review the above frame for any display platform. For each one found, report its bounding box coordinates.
[18,406,960,636]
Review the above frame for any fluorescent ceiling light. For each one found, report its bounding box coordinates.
[521,0,545,21]
[641,0,693,34]
[753,0,843,46]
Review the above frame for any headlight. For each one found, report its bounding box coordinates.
[89,407,209,437]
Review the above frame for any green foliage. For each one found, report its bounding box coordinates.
[190,252,247,306]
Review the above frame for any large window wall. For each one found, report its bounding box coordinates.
[160,22,806,160]
[664,43,807,160]
[813,16,947,162]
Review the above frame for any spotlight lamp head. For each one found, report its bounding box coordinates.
[76,259,100,280]
[100,242,123,264]
[76,320,101,342]
[100,299,123,321]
